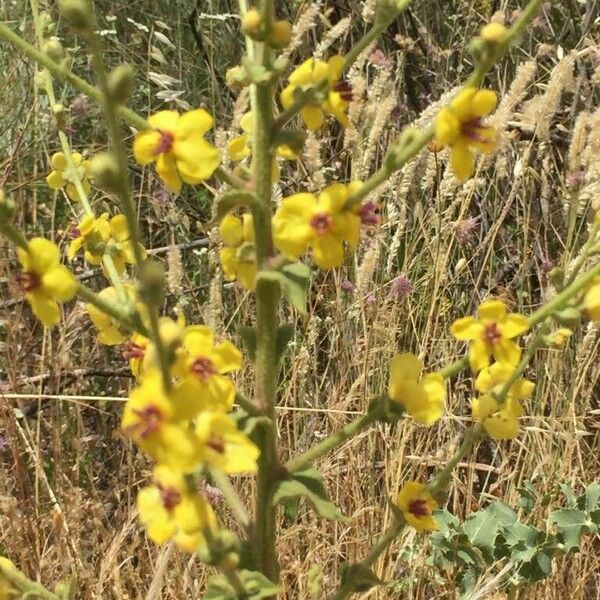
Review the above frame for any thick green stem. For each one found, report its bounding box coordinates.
[285,410,379,473]
[0,558,59,600]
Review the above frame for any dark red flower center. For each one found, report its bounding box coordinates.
[461,118,490,143]
[157,484,181,511]
[68,226,81,238]
[310,213,333,235]
[191,357,216,380]
[408,498,430,518]
[155,130,174,155]
[16,271,40,293]
[129,404,164,439]
[207,435,225,454]
[483,322,502,346]
[333,79,353,102]
[122,340,146,360]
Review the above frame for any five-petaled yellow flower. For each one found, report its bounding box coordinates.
[387,353,445,425]
[475,362,535,400]
[450,299,529,372]
[219,213,257,291]
[133,110,220,193]
[582,276,600,321]
[196,412,260,474]
[16,238,77,327]
[46,151,92,201]
[396,481,438,532]
[281,56,350,130]
[272,183,361,269]
[175,326,243,413]
[121,370,203,469]
[137,465,217,551]
[435,87,498,181]
[472,395,523,440]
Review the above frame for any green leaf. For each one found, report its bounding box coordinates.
[560,483,578,507]
[340,563,383,592]
[583,482,600,512]
[276,324,294,360]
[215,189,257,221]
[307,564,324,599]
[463,510,500,558]
[272,467,347,522]
[204,571,278,600]
[278,262,312,314]
[516,480,538,511]
[550,508,592,552]
[486,501,518,527]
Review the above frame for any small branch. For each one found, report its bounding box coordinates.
[209,468,251,531]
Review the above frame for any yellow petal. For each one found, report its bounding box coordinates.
[499,314,529,338]
[300,105,325,131]
[42,265,77,301]
[133,130,162,165]
[493,339,521,366]
[148,110,180,132]
[219,214,244,246]
[156,153,182,193]
[312,237,344,269]
[449,316,483,340]
[27,238,60,273]
[227,135,251,162]
[176,109,213,137]
[471,89,498,118]
[239,112,253,133]
[435,108,460,146]
[46,170,66,190]
[478,299,507,323]
[109,214,130,242]
[450,141,475,181]
[173,139,221,183]
[27,292,60,327]
[212,340,243,373]
[389,353,422,383]
[50,152,68,171]
[468,339,491,372]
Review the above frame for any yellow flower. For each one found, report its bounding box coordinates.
[281,55,350,130]
[227,112,298,181]
[121,370,203,469]
[137,464,217,551]
[475,362,535,400]
[86,285,134,345]
[68,213,145,274]
[387,353,445,425]
[133,110,220,193]
[450,299,529,372]
[272,183,361,269]
[435,87,498,180]
[472,395,523,440]
[46,151,92,201]
[582,276,600,321]
[219,213,257,290]
[196,412,259,474]
[122,332,149,378]
[480,22,507,43]
[396,481,438,532]
[548,327,573,348]
[175,326,243,413]
[16,238,77,327]
[137,315,186,375]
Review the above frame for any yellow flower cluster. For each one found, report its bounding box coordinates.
[115,316,259,551]
[46,151,92,201]
[68,213,146,274]
[451,300,533,440]
[281,55,350,130]
[219,213,257,291]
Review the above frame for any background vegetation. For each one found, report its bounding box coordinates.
[1,0,599,597]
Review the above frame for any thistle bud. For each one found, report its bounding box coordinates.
[241,9,262,38]
[43,37,65,62]
[269,20,292,49]
[59,0,95,33]
[90,152,121,192]
[107,63,134,105]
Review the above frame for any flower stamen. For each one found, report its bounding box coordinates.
[310,213,334,235]
[16,272,41,293]
[190,357,217,380]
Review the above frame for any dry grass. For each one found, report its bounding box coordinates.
[1,0,599,598]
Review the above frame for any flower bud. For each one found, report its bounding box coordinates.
[139,260,166,306]
[481,22,507,43]
[0,190,16,224]
[34,71,48,94]
[225,65,248,92]
[43,37,65,62]
[555,307,581,327]
[39,12,55,36]
[90,152,121,192]
[52,103,69,129]
[241,9,262,38]
[107,63,134,105]
[269,20,292,49]
[59,0,95,32]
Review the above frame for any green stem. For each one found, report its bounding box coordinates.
[564,219,600,287]
[209,468,251,530]
[0,222,29,249]
[440,357,468,379]
[344,0,545,210]
[0,558,59,600]
[285,410,379,473]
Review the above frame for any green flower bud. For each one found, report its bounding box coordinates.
[555,307,581,327]
[52,103,69,129]
[59,0,95,32]
[0,190,16,224]
[269,20,292,49]
[43,37,65,62]
[139,260,166,306]
[241,9,263,38]
[107,63,135,105]
[90,152,121,192]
